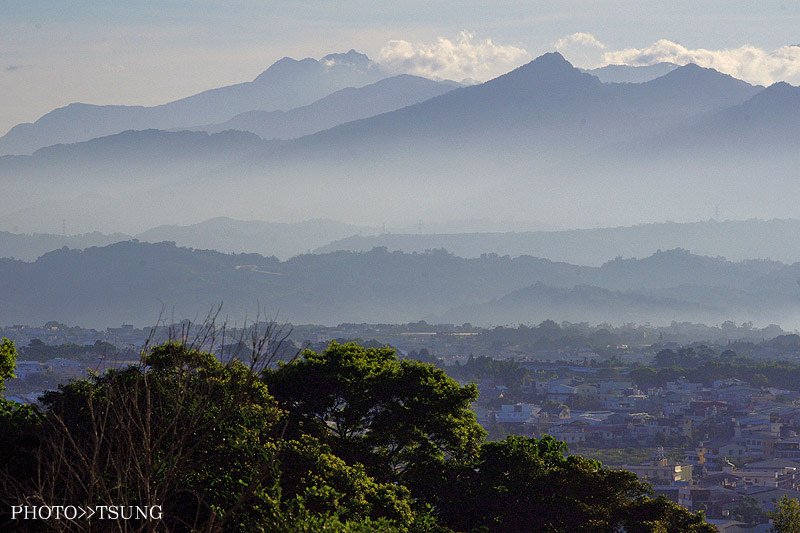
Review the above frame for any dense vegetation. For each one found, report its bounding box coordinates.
[19,338,134,362]
[0,336,713,531]
[630,345,800,390]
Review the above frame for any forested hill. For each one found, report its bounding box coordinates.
[1,241,798,328]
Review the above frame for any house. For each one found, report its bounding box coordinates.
[775,439,800,459]
[546,382,577,403]
[573,382,598,398]
[621,459,693,484]
[496,403,540,425]
[13,361,45,379]
[598,380,635,396]
[548,423,586,444]
[539,404,570,422]
[473,406,494,426]
[677,485,739,515]
[741,487,800,513]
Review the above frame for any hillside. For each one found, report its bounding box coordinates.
[0,242,797,328]
[316,219,800,265]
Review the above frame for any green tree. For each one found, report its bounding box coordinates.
[732,496,767,527]
[18,342,285,531]
[0,338,41,479]
[1,340,423,532]
[264,342,485,489]
[0,337,17,391]
[770,495,800,533]
[438,435,714,532]
[276,435,414,528]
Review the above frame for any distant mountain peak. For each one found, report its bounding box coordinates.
[745,81,800,107]
[530,51,571,68]
[660,63,718,80]
[494,51,598,90]
[254,56,318,82]
[254,50,377,83]
[321,49,372,67]
[762,80,799,95]
[501,51,578,78]
[658,63,750,86]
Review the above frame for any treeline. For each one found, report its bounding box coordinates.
[473,321,791,356]
[446,354,531,390]
[18,338,135,362]
[631,345,800,390]
[0,337,713,532]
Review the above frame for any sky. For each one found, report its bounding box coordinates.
[2,0,800,134]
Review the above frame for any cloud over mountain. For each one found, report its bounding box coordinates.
[556,33,800,85]
[554,32,607,67]
[378,31,530,81]
[605,40,800,85]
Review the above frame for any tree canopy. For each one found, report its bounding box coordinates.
[770,495,800,533]
[1,339,712,531]
[0,337,17,391]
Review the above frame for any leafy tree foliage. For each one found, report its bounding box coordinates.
[264,342,485,488]
[435,435,713,532]
[20,338,131,362]
[0,338,41,483]
[732,496,769,527]
[26,342,284,530]
[0,337,17,390]
[770,495,800,533]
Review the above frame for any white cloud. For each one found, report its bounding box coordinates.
[555,32,800,85]
[603,40,800,85]
[378,31,530,81]
[554,32,606,68]
[554,32,606,51]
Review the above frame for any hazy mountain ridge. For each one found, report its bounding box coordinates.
[1,241,797,328]
[0,218,376,261]
[0,230,132,262]
[0,50,387,155]
[5,216,799,267]
[0,52,797,234]
[179,75,460,139]
[648,81,800,149]
[434,282,720,326]
[285,55,760,156]
[135,217,378,259]
[584,62,679,83]
[316,219,800,266]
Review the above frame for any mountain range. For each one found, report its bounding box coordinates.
[1,241,798,328]
[7,217,800,267]
[0,52,798,236]
[316,219,800,266]
[178,75,460,139]
[0,218,377,261]
[135,217,376,260]
[0,50,387,155]
[584,62,679,83]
